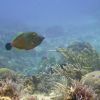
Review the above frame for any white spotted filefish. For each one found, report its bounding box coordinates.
[5,32,44,50]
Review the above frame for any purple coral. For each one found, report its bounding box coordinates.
[71,82,97,100]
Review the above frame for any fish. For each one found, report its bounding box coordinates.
[5,32,44,50]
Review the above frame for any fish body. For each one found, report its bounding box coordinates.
[5,32,44,50]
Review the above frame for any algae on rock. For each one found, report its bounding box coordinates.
[0,68,16,80]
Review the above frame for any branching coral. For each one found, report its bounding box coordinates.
[51,64,85,81]
[70,81,97,100]
[56,42,100,70]
[49,42,100,80]
[23,75,41,94]
[37,74,55,94]
[53,80,97,100]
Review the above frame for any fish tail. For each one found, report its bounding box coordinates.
[5,43,12,50]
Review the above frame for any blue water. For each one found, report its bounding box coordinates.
[0,0,100,75]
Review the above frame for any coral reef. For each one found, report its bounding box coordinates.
[57,42,100,70]
[45,42,100,99]
[23,75,41,94]
[0,41,100,100]
[51,64,85,81]
[48,42,100,81]
[34,73,55,94]
[67,41,93,53]
[0,77,65,100]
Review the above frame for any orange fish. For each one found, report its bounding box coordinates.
[5,32,44,50]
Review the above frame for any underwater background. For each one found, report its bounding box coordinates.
[0,0,100,100]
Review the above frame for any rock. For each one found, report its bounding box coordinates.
[81,71,100,94]
[0,68,16,80]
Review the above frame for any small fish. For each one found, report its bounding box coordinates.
[59,64,65,70]
[5,32,44,50]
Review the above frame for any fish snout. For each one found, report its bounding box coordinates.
[40,35,45,41]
